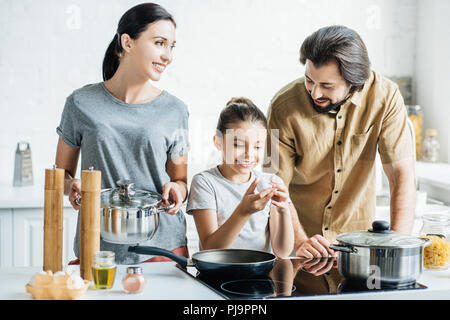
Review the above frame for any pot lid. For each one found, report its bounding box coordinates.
[101,179,162,209]
[336,220,427,248]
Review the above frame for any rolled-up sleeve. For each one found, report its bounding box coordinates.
[56,94,82,148]
[167,107,190,159]
[263,104,297,187]
[378,87,413,164]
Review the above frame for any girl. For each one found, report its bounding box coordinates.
[55,3,190,264]
[187,98,294,258]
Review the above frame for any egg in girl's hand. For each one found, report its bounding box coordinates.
[256,175,284,193]
[256,177,273,193]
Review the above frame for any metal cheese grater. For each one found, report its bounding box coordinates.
[13,141,34,187]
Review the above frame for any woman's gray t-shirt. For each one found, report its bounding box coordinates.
[186,166,285,253]
[56,82,190,264]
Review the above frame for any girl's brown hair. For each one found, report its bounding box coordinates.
[216,97,267,135]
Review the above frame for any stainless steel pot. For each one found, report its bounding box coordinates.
[330,220,431,287]
[98,180,174,244]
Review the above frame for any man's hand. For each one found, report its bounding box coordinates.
[296,234,336,258]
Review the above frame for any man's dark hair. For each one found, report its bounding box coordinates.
[300,25,371,93]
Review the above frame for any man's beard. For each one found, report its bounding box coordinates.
[311,99,344,114]
[310,96,349,114]
[309,90,352,114]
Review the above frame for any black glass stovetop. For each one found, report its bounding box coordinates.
[176,257,427,299]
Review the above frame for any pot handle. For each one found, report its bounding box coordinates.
[156,200,176,213]
[329,244,358,254]
[128,245,188,268]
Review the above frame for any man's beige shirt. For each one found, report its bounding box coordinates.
[264,71,413,243]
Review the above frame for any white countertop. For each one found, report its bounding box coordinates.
[416,161,450,190]
[0,181,72,209]
[1,263,221,300]
[2,261,450,300]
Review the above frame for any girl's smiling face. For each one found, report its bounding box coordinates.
[214,121,267,177]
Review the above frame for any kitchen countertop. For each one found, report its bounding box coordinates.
[416,161,450,190]
[0,181,72,208]
[2,261,450,300]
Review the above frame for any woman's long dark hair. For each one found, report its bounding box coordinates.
[102,3,176,81]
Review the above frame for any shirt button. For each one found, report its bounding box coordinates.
[337,141,342,145]
[334,190,339,194]
[324,227,329,231]
[337,169,342,173]
[338,115,342,119]
[327,206,332,209]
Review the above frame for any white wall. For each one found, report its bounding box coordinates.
[0,0,419,186]
[415,0,450,163]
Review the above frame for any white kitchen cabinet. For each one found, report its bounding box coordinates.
[0,183,79,268]
[12,208,78,267]
[0,209,13,267]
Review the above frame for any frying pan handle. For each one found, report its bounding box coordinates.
[128,245,188,268]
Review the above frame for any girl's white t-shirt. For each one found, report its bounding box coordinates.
[186,166,285,253]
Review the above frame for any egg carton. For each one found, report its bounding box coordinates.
[25,270,89,300]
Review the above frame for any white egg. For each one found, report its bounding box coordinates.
[71,275,85,289]
[256,178,272,193]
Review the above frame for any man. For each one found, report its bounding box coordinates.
[264,25,416,258]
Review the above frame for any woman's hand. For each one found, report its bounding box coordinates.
[161,181,186,215]
[238,178,274,216]
[68,178,81,210]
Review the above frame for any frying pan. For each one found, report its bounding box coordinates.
[128,245,276,278]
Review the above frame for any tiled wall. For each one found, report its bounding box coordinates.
[0,0,418,187]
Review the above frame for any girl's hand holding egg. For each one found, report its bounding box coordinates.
[239,178,274,216]
[257,176,289,210]
[269,179,289,210]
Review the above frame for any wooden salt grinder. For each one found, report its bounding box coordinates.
[43,165,64,272]
[79,167,101,281]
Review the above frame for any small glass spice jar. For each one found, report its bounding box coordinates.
[422,128,440,162]
[122,266,146,294]
[420,213,450,270]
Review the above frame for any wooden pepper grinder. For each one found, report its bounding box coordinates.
[43,165,65,272]
[80,167,101,281]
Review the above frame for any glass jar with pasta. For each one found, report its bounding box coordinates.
[420,213,450,270]
[407,105,423,160]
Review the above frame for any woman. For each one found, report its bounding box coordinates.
[55,3,190,264]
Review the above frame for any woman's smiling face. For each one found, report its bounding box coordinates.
[122,19,176,81]
[215,121,267,176]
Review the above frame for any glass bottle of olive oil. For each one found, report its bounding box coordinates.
[92,251,117,290]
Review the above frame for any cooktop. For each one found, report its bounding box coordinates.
[176,257,427,299]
